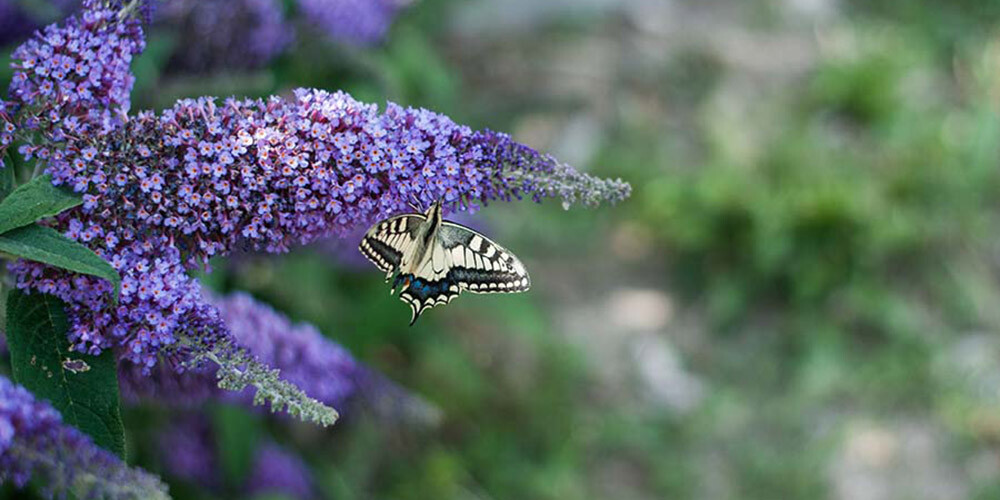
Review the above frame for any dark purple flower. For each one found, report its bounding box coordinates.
[158,416,315,500]
[245,443,316,500]
[158,0,293,73]
[0,374,169,498]
[11,87,629,371]
[0,0,41,47]
[158,415,219,488]
[298,0,405,46]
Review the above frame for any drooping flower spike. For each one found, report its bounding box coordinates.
[0,374,169,499]
[10,83,629,371]
[4,0,627,430]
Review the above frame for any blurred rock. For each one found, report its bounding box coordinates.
[630,332,704,413]
[608,288,673,332]
[830,421,967,500]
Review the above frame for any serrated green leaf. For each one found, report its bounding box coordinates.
[0,174,82,235]
[0,224,120,300]
[6,289,126,458]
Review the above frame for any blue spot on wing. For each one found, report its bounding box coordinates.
[395,273,462,325]
[395,274,455,301]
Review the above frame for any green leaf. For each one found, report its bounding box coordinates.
[0,174,82,235]
[0,224,120,300]
[6,289,126,458]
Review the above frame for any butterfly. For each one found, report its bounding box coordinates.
[359,200,531,325]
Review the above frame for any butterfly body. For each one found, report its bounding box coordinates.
[359,201,530,325]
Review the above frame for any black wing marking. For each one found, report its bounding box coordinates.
[359,214,424,279]
[437,222,531,294]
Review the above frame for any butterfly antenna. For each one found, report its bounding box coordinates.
[407,193,424,213]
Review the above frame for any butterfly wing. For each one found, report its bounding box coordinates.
[438,221,531,294]
[397,221,530,325]
[359,214,425,281]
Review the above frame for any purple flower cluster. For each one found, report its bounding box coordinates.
[299,0,404,46]
[0,375,168,498]
[10,241,226,368]
[7,4,143,150]
[121,290,361,408]
[0,0,40,48]
[158,0,293,73]
[0,100,14,169]
[157,415,219,488]
[10,85,628,369]
[159,415,316,499]
[246,443,317,500]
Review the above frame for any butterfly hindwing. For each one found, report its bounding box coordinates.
[358,214,424,280]
[395,274,461,325]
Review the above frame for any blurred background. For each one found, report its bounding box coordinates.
[5,0,1000,498]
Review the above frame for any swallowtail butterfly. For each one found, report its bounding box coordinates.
[359,200,531,325]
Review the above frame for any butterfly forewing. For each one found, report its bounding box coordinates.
[358,214,424,278]
[437,222,531,294]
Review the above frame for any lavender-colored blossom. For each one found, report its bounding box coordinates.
[245,443,316,500]
[0,375,169,499]
[158,0,293,73]
[298,0,405,46]
[10,85,629,371]
[7,4,144,150]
